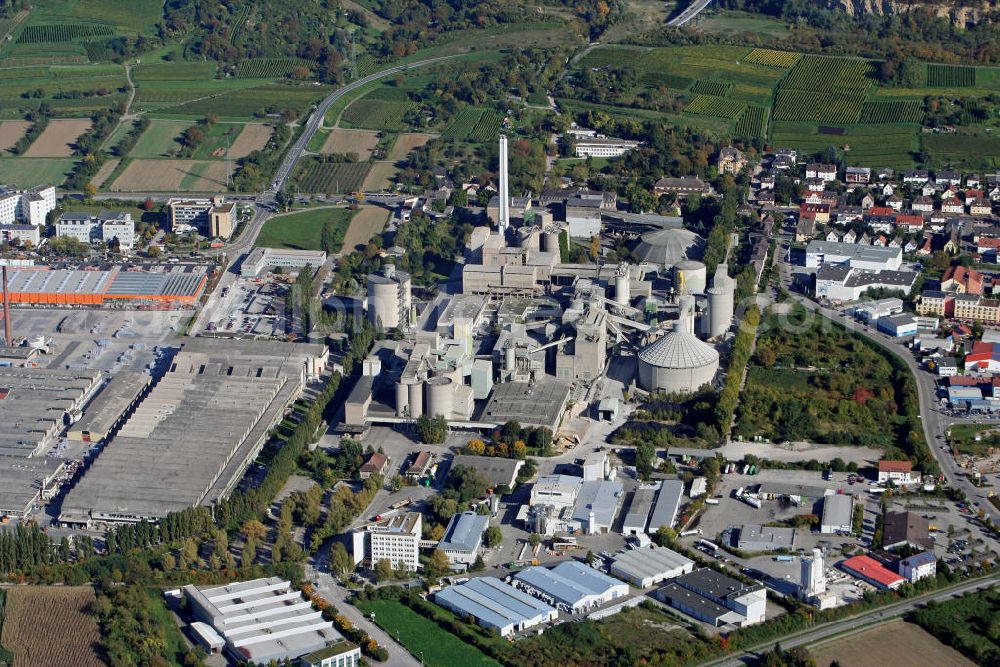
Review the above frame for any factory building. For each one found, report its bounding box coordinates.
[450,455,524,490]
[352,512,422,571]
[657,569,766,627]
[182,578,350,665]
[434,577,557,637]
[511,561,629,614]
[805,240,903,271]
[839,555,905,590]
[2,265,207,307]
[610,546,695,588]
[567,480,623,534]
[736,524,797,552]
[530,474,583,510]
[437,511,489,569]
[630,228,705,270]
[367,265,412,329]
[66,371,151,444]
[647,479,685,534]
[60,339,327,525]
[673,260,707,295]
[637,322,720,394]
[622,485,658,535]
[820,494,854,534]
[241,247,328,277]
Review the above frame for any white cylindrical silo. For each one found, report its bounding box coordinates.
[504,345,515,372]
[426,377,453,419]
[678,294,696,334]
[674,260,707,295]
[395,382,409,417]
[707,282,735,339]
[615,274,630,306]
[408,380,424,418]
[543,231,560,254]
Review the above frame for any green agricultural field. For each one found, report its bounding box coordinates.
[770,122,917,169]
[859,100,924,124]
[684,94,745,119]
[927,63,976,87]
[773,89,865,124]
[690,79,732,97]
[152,84,332,120]
[296,160,370,194]
[128,120,190,158]
[236,58,305,79]
[577,46,649,68]
[734,105,768,139]
[0,158,76,187]
[132,61,218,82]
[255,207,354,251]
[780,55,876,92]
[354,599,502,667]
[441,107,485,139]
[923,132,1000,169]
[29,0,164,35]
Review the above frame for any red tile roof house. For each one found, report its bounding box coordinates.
[877,460,920,485]
[941,265,984,295]
[359,452,389,479]
[840,555,905,590]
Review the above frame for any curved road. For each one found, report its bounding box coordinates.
[269,56,456,195]
[668,0,713,27]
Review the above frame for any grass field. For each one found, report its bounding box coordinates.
[362,161,398,191]
[319,128,380,159]
[810,620,975,667]
[923,133,1000,169]
[0,586,103,667]
[0,158,76,186]
[229,123,273,158]
[354,599,502,667]
[128,119,190,158]
[255,207,353,251]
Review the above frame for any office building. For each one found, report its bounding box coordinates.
[352,512,422,571]
[56,211,136,249]
[241,247,328,277]
[168,196,234,237]
[0,184,56,227]
[437,511,489,569]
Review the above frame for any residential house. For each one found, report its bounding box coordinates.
[941,265,984,295]
[860,193,875,209]
[800,203,830,224]
[970,198,993,217]
[912,196,934,213]
[903,169,930,184]
[899,552,936,583]
[359,453,389,479]
[941,197,964,215]
[717,147,747,175]
[936,170,962,187]
[886,194,903,210]
[806,163,837,182]
[877,460,921,485]
[653,176,710,198]
[845,166,871,185]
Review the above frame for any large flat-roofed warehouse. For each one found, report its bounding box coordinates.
[0,367,103,457]
[3,265,207,307]
[434,577,557,637]
[511,561,630,614]
[610,546,695,588]
[736,524,796,551]
[60,339,327,524]
[66,371,150,443]
[183,577,352,664]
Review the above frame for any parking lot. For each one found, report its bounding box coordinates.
[202,277,288,337]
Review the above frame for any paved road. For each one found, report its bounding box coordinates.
[305,559,421,667]
[269,56,456,194]
[698,577,997,667]
[771,228,997,522]
[668,0,713,26]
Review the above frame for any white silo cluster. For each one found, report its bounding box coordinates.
[636,320,720,394]
[705,264,736,339]
[673,259,707,295]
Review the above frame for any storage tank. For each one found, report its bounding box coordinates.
[395,382,409,417]
[637,324,720,394]
[674,260,707,295]
[678,294,696,334]
[543,231,561,254]
[408,380,424,418]
[425,377,453,419]
[615,274,630,306]
[706,268,736,339]
[367,275,401,328]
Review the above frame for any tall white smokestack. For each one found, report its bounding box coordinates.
[498,134,510,233]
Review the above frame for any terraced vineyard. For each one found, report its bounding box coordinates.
[927,63,976,87]
[859,100,924,124]
[734,105,768,139]
[469,109,503,141]
[780,55,875,92]
[298,160,370,193]
[640,72,693,89]
[578,46,647,68]
[773,89,865,124]
[441,107,485,139]
[16,24,113,44]
[684,95,745,119]
[690,80,732,97]
[744,49,800,68]
[341,99,411,131]
[236,58,304,79]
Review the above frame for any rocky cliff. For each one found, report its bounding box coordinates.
[824,0,996,24]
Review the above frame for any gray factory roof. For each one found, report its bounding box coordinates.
[612,546,694,581]
[758,482,831,499]
[638,331,719,369]
[821,494,854,527]
[5,266,206,298]
[68,372,150,439]
[678,568,763,602]
[631,228,705,267]
[450,455,525,489]
[513,561,624,607]
[648,479,685,532]
[659,582,737,624]
[435,577,554,632]
[0,367,103,457]
[805,240,902,263]
[438,511,489,554]
[623,485,658,532]
[61,342,321,521]
[480,377,571,430]
[107,268,206,297]
[737,524,796,549]
[0,456,65,516]
[570,480,623,528]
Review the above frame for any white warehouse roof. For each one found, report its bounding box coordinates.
[434,577,555,636]
[611,546,695,587]
[513,561,629,609]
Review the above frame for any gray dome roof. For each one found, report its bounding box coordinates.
[632,228,705,267]
[638,330,719,369]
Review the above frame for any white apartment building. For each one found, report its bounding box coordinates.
[574,137,642,158]
[0,184,56,227]
[351,512,421,571]
[0,224,40,246]
[56,211,136,250]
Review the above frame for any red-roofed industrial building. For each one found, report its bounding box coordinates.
[840,555,905,590]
